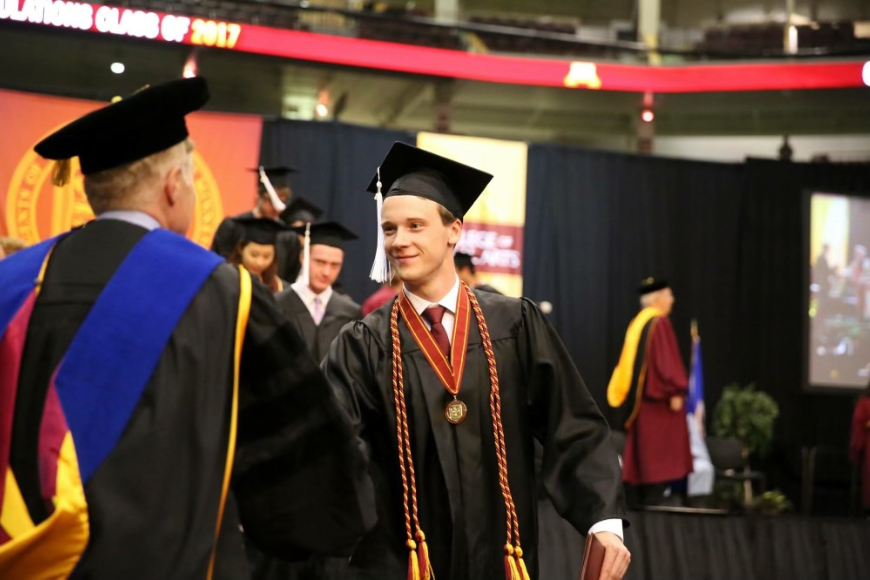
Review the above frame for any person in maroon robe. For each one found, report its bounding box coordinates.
[609,278,693,505]
[849,382,870,512]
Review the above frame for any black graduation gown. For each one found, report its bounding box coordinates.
[277,288,363,364]
[323,290,626,580]
[10,219,375,580]
[211,211,302,282]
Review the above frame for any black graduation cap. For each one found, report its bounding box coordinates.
[366,142,493,219]
[233,216,289,245]
[280,197,324,225]
[292,221,357,249]
[638,277,669,295]
[249,166,296,191]
[35,77,209,182]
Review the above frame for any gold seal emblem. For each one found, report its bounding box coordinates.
[445,398,467,425]
[5,132,223,247]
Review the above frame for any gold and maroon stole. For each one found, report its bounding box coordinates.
[389,283,531,580]
[397,283,472,424]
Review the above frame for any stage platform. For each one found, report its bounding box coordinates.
[538,499,870,580]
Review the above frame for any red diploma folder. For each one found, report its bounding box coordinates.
[579,532,606,580]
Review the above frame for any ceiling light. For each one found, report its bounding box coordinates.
[110,62,125,74]
[315,103,329,118]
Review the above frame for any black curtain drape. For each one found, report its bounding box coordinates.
[524,145,745,429]
[259,119,414,304]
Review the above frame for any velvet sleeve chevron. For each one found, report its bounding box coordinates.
[231,280,376,560]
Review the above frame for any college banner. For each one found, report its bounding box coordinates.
[0,87,262,248]
[416,132,528,297]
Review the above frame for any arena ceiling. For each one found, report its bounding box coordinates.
[1,21,869,151]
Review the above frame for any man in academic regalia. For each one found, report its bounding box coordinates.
[608,278,693,505]
[276,222,362,365]
[323,142,630,580]
[0,78,374,580]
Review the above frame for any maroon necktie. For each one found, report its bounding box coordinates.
[422,305,450,360]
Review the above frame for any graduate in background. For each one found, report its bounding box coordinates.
[229,216,291,292]
[278,197,324,282]
[0,78,374,579]
[323,142,630,580]
[211,166,306,283]
[608,278,693,506]
[454,251,503,295]
[277,221,362,363]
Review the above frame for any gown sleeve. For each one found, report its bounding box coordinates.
[643,317,689,401]
[519,299,627,533]
[231,281,376,559]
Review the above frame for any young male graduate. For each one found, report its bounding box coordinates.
[608,278,692,505]
[0,78,374,579]
[323,142,630,580]
[277,221,362,363]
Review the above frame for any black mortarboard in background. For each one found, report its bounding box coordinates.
[35,77,209,184]
[233,216,289,245]
[292,221,357,249]
[638,277,669,295]
[281,197,324,225]
[366,142,493,219]
[249,166,296,192]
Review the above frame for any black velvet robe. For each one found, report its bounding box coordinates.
[323,290,626,580]
[9,219,374,580]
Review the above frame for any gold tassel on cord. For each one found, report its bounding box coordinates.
[407,539,420,580]
[514,546,531,580]
[504,545,521,580]
[51,159,72,187]
[416,531,433,580]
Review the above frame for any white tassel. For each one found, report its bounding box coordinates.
[258,166,286,213]
[296,222,311,287]
[369,168,391,283]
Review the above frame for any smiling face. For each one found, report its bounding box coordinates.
[308,244,344,294]
[240,241,275,278]
[381,195,461,292]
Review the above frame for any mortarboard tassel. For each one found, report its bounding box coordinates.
[296,222,311,287]
[51,158,72,187]
[369,167,392,283]
[258,166,287,214]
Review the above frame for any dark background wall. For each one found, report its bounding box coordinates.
[261,120,870,503]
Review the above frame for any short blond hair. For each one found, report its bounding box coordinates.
[83,138,193,214]
[0,237,27,256]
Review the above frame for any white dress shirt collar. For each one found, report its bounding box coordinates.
[97,210,161,231]
[291,280,334,310]
[404,276,460,316]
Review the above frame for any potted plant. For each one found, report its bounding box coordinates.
[712,382,780,506]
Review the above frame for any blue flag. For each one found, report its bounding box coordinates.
[687,320,705,436]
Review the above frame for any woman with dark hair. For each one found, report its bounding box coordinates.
[228,217,288,293]
[850,380,870,512]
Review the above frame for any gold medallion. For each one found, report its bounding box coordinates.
[445,398,467,425]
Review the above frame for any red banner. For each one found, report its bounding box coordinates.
[0,88,262,247]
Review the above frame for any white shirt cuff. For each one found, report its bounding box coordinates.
[587,518,624,541]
